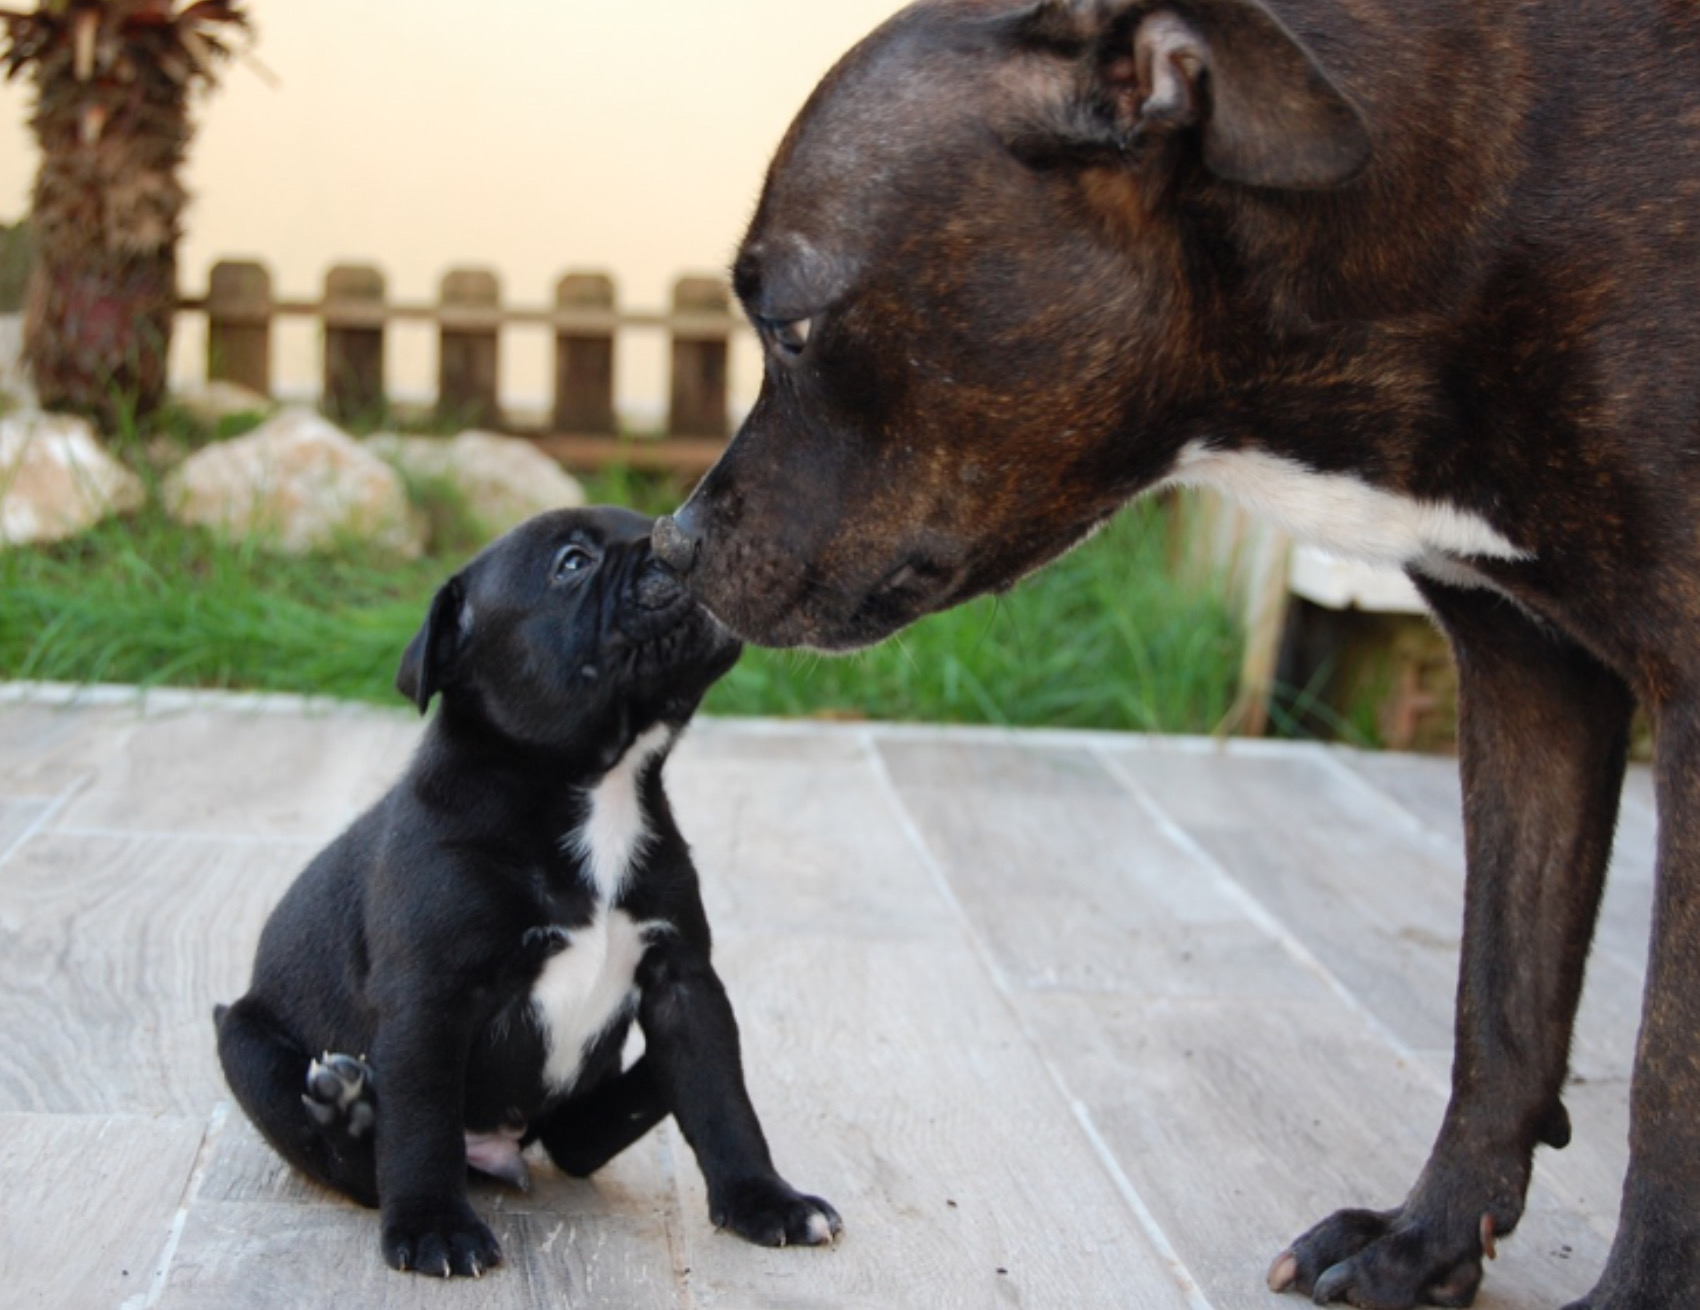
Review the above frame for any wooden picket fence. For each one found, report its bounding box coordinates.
[177,260,747,474]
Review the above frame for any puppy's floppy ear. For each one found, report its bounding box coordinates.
[396,576,467,714]
[1012,0,1370,189]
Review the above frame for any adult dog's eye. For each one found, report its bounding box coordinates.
[553,545,595,579]
[763,316,813,356]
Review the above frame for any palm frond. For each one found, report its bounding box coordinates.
[2,2,250,88]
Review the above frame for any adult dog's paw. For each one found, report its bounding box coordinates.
[711,1175,843,1248]
[1269,1204,1498,1308]
[381,1198,502,1278]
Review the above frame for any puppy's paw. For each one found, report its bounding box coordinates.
[302,1052,376,1140]
[381,1198,502,1278]
[711,1175,843,1248]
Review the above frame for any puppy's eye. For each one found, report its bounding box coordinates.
[553,545,595,579]
[762,316,813,356]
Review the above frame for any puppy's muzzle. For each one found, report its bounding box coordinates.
[634,556,688,612]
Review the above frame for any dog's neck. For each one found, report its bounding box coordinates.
[561,722,674,903]
[413,692,679,832]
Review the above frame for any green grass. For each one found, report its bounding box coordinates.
[0,449,1244,732]
[706,508,1242,732]
[0,504,446,700]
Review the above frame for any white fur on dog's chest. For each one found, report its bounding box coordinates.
[1167,443,1532,579]
[533,725,672,1094]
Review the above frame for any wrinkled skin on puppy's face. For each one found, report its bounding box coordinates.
[398,507,742,762]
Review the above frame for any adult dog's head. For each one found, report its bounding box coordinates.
[399,507,741,763]
[654,0,1371,649]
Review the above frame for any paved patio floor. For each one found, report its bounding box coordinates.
[0,685,1653,1309]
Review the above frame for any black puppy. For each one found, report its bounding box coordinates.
[215,506,841,1278]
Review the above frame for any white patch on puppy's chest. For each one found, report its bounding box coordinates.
[532,724,674,1095]
[565,723,671,901]
[1167,443,1532,577]
[532,908,651,1094]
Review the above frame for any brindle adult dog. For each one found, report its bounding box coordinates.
[652,2,1700,1306]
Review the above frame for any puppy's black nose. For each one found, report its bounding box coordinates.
[652,511,702,577]
[634,557,682,610]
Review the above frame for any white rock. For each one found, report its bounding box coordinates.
[365,429,586,539]
[172,379,275,427]
[0,410,144,546]
[164,408,425,557]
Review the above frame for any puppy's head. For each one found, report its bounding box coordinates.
[396,507,741,764]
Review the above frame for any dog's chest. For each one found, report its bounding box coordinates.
[1167,444,1532,582]
[530,726,671,1095]
[530,908,649,1093]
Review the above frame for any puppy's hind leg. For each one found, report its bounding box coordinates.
[214,997,380,1207]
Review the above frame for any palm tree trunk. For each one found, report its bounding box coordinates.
[22,12,192,430]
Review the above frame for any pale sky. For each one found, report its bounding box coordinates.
[0,0,910,420]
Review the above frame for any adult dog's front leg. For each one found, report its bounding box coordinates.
[1273,583,1634,1308]
[637,948,842,1247]
[370,1008,501,1278]
[1566,699,1700,1309]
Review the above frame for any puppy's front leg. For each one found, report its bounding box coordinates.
[637,947,842,1247]
[370,1006,502,1277]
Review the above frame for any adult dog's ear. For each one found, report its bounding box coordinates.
[1014,0,1370,189]
[395,577,467,714]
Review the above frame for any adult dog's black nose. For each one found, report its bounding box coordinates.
[651,511,701,577]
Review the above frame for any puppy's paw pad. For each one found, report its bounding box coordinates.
[382,1200,502,1279]
[712,1176,843,1249]
[303,1052,375,1138]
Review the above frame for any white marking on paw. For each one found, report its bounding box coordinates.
[1167,443,1532,578]
[563,724,672,902]
[806,1211,834,1245]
